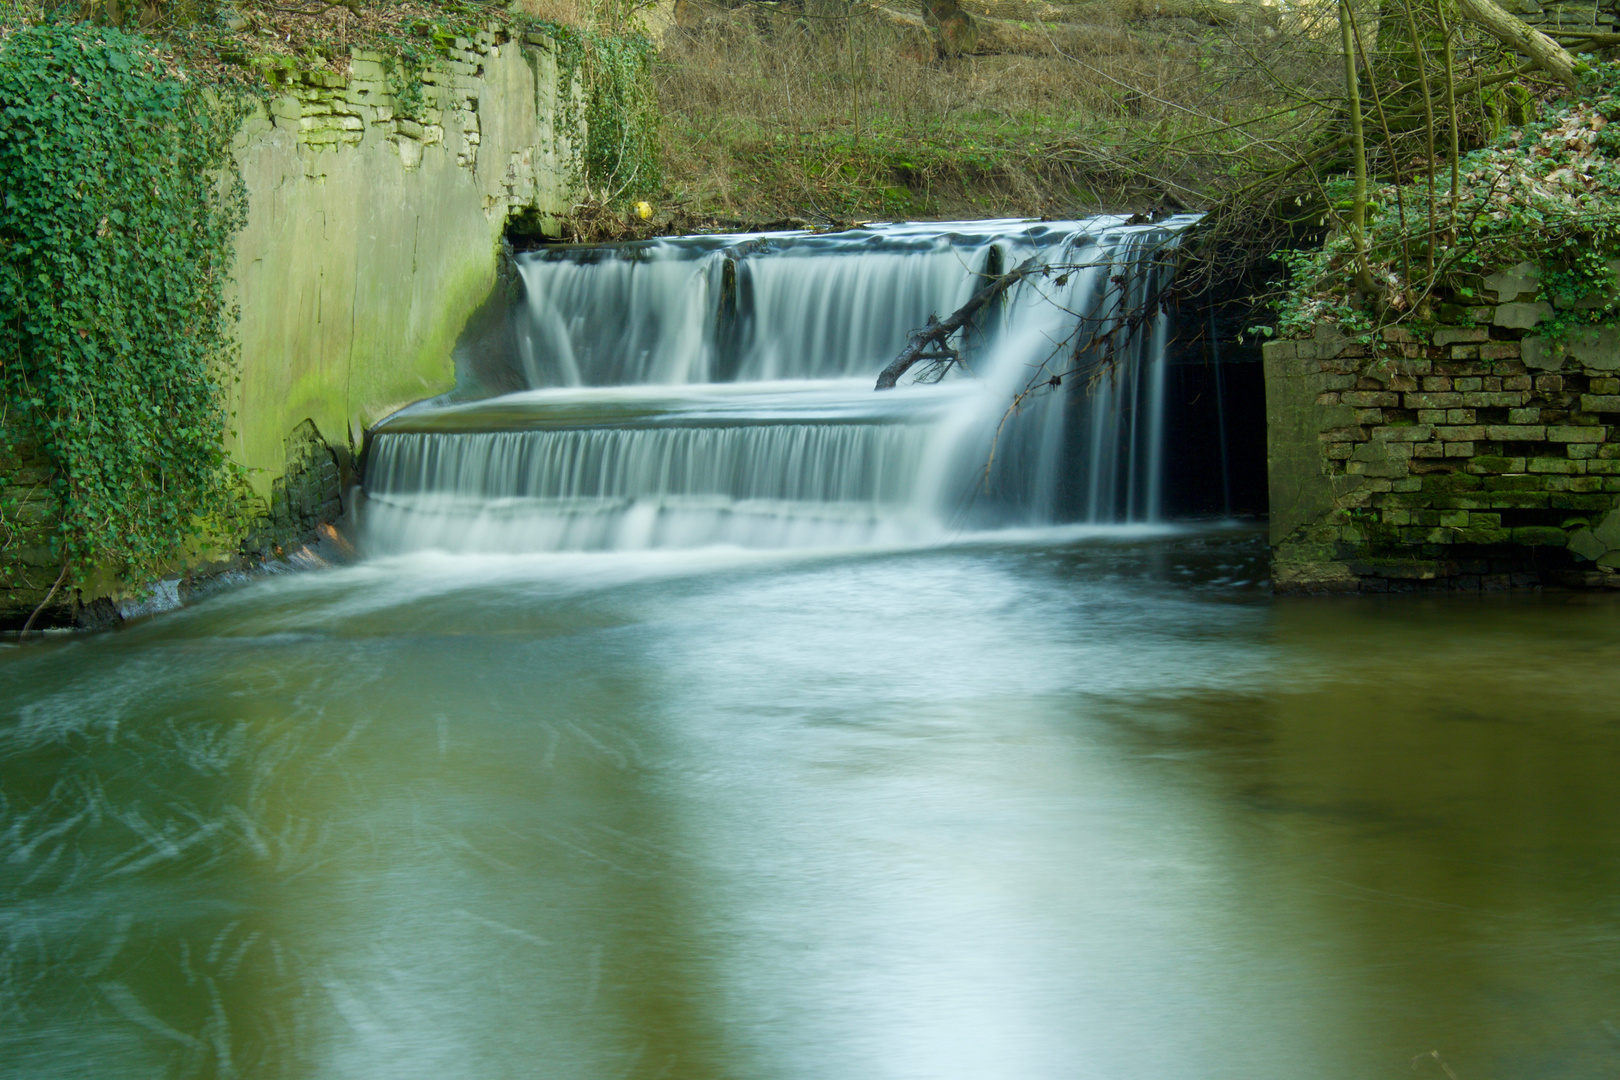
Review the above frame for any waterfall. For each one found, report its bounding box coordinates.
[364,216,1194,554]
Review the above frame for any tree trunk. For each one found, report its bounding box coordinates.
[919,0,979,55]
[1453,0,1579,86]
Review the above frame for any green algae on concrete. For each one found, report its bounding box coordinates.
[0,30,584,627]
[227,32,580,502]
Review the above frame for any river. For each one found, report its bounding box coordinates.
[5,528,1620,1078]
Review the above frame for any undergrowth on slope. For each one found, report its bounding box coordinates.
[551,23,661,201]
[1269,62,1620,343]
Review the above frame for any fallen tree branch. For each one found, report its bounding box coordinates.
[21,560,68,638]
[875,256,1040,389]
[1454,0,1580,85]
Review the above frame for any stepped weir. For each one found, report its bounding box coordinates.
[361,216,1229,554]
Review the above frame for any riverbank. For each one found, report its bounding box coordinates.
[642,0,1281,229]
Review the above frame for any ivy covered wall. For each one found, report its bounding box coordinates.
[0,20,615,627]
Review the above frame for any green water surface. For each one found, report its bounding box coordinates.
[3,527,1618,1080]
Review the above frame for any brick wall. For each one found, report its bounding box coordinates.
[1263,262,1620,592]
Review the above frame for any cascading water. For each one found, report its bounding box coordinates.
[362,216,1195,555]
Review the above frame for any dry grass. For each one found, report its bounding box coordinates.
[516,0,585,28]
[650,0,1332,224]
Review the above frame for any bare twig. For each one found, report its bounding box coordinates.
[21,560,69,638]
[875,256,1041,389]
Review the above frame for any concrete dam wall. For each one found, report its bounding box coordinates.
[1,26,586,625]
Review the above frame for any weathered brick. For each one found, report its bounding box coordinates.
[1480,342,1522,360]
[1414,442,1446,458]
[1422,376,1454,392]
[1485,473,1544,491]
[1535,375,1565,392]
[1434,326,1490,345]
[1529,456,1580,473]
[1421,472,1484,493]
[1587,459,1620,474]
[1462,392,1531,408]
[1325,442,1354,459]
[1353,408,1386,424]
[1417,409,1448,424]
[1451,345,1481,360]
[1592,378,1620,395]
[1571,476,1606,492]
[1486,425,1547,440]
[1405,392,1464,409]
[1512,526,1568,546]
[1491,492,1551,508]
[1347,459,1412,477]
[1467,455,1525,473]
[1570,444,1600,459]
[1548,425,1606,442]
[1444,442,1476,457]
[1389,375,1419,392]
[1403,526,1456,544]
[1446,409,1477,424]
[1433,494,1495,509]
[1316,391,1341,406]
[1552,493,1616,510]
[1502,375,1533,391]
[1581,394,1620,412]
[1484,262,1539,301]
[1455,377,1484,392]
[1439,509,1470,528]
[1373,425,1434,442]
[1493,301,1554,329]
[1392,477,1423,492]
[1437,425,1485,441]
[1343,391,1401,407]
[1508,408,1542,424]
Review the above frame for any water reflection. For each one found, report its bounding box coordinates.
[4,527,1619,1079]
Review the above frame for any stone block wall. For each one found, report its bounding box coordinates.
[1264,262,1620,592]
[1500,0,1620,33]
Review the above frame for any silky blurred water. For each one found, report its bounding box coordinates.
[4,526,1620,1080]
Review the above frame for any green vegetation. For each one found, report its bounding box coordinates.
[1271,63,1620,343]
[0,22,247,587]
[552,24,661,200]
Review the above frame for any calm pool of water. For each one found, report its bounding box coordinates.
[4,526,1619,1079]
